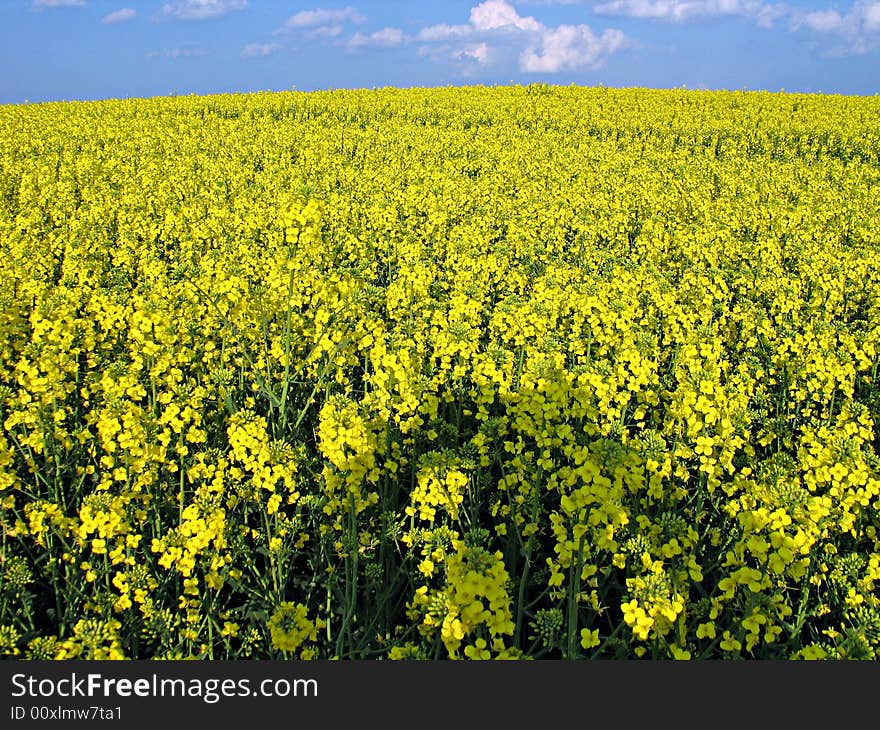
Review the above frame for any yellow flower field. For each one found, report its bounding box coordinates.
[1,84,879,659]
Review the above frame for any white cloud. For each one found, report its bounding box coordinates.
[349,27,406,47]
[147,47,208,58]
[865,2,880,29]
[337,0,625,73]
[417,23,474,41]
[594,0,698,20]
[592,0,787,26]
[471,0,544,30]
[307,25,345,38]
[588,0,876,50]
[801,8,843,32]
[158,0,247,21]
[453,42,492,63]
[752,3,788,26]
[792,1,880,53]
[241,42,281,59]
[32,0,85,7]
[413,0,626,72]
[279,6,365,31]
[521,24,626,70]
[101,8,136,24]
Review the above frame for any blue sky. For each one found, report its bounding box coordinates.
[1,0,878,103]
